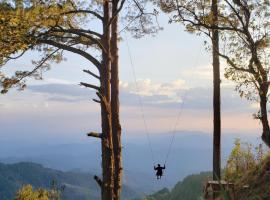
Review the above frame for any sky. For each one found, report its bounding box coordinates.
[0,12,263,145]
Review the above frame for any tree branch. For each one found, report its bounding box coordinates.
[94,175,103,188]
[93,98,101,103]
[83,69,100,80]
[39,39,101,70]
[174,0,245,33]
[109,0,126,26]
[50,27,105,51]
[217,51,251,73]
[62,10,103,21]
[1,48,60,93]
[80,82,100,91]
[87,132,103,138]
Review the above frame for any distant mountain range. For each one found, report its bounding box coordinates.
[0,131,261,191]
[0,162,140,200]
[0,161,212,200]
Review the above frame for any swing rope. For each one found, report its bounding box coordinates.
[164,47,202,165]
[125,34,156,165]
[125,33,202,167]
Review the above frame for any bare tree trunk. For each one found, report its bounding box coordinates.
[211,0,221,181]
[260,90,270,147]
[111,0,123,199]
[100,1,114,199]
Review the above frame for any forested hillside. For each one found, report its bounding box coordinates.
[142,172,211,200]
[0,161,213,200]
[0,162,138,200]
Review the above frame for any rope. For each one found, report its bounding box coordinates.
[125,33,203,167]
[163,47,202,165]
[125,34,156,165]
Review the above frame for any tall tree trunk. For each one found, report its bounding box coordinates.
[260,90,270,147]
[100,1,114,199]
[211,0,221,181]
[111,0,123,200]
[15,0,23,9]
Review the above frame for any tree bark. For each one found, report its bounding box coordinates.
[211,0,221,181]
[260,90,270,147]
[100,1,115,199]
[110,0,123,200]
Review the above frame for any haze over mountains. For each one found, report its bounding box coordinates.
[0,130,261,192]
[0,81,261,192]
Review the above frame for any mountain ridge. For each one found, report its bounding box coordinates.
[0,162,139,200]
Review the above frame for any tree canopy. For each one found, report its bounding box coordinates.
[0,0,160,94]
[157,0,270,147]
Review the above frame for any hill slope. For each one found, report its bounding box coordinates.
[235,155,270,200]
[0,162,138,200]
[144,171,211,200]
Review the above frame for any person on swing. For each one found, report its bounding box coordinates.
[154,164,166,179]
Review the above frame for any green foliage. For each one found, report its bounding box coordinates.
[160,0,270,100]
[219,0,270,102]
[14,185,49,200]
[234,154,270,200]
[0,162,98,200]
[14,183,63,200]
[0,0,160,93]
[224,139,266,183]
[144,188,170,200]
[0,0,78,92]
[143,172,211,200]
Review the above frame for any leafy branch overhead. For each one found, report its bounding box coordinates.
[0,1,161,200]
[157,0,270,147]
[158,0,270,98]
[0,0,160,93]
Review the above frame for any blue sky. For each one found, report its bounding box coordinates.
[0,13,262,144]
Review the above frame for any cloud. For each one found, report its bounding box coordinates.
[22,79,254,112]
[0,79,261,136]
[43,78,75,85]
[47,96,86,103]
[120,79,187,103]
[181,65,212,82]
[179,61,236,88]
[119,79,252,111]
[28,84,91,97]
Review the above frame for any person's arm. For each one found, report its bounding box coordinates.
[163,165,166,169]
[154,166,156,170]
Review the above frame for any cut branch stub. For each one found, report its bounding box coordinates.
[94,175,103,188]
[87,132,103,138]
